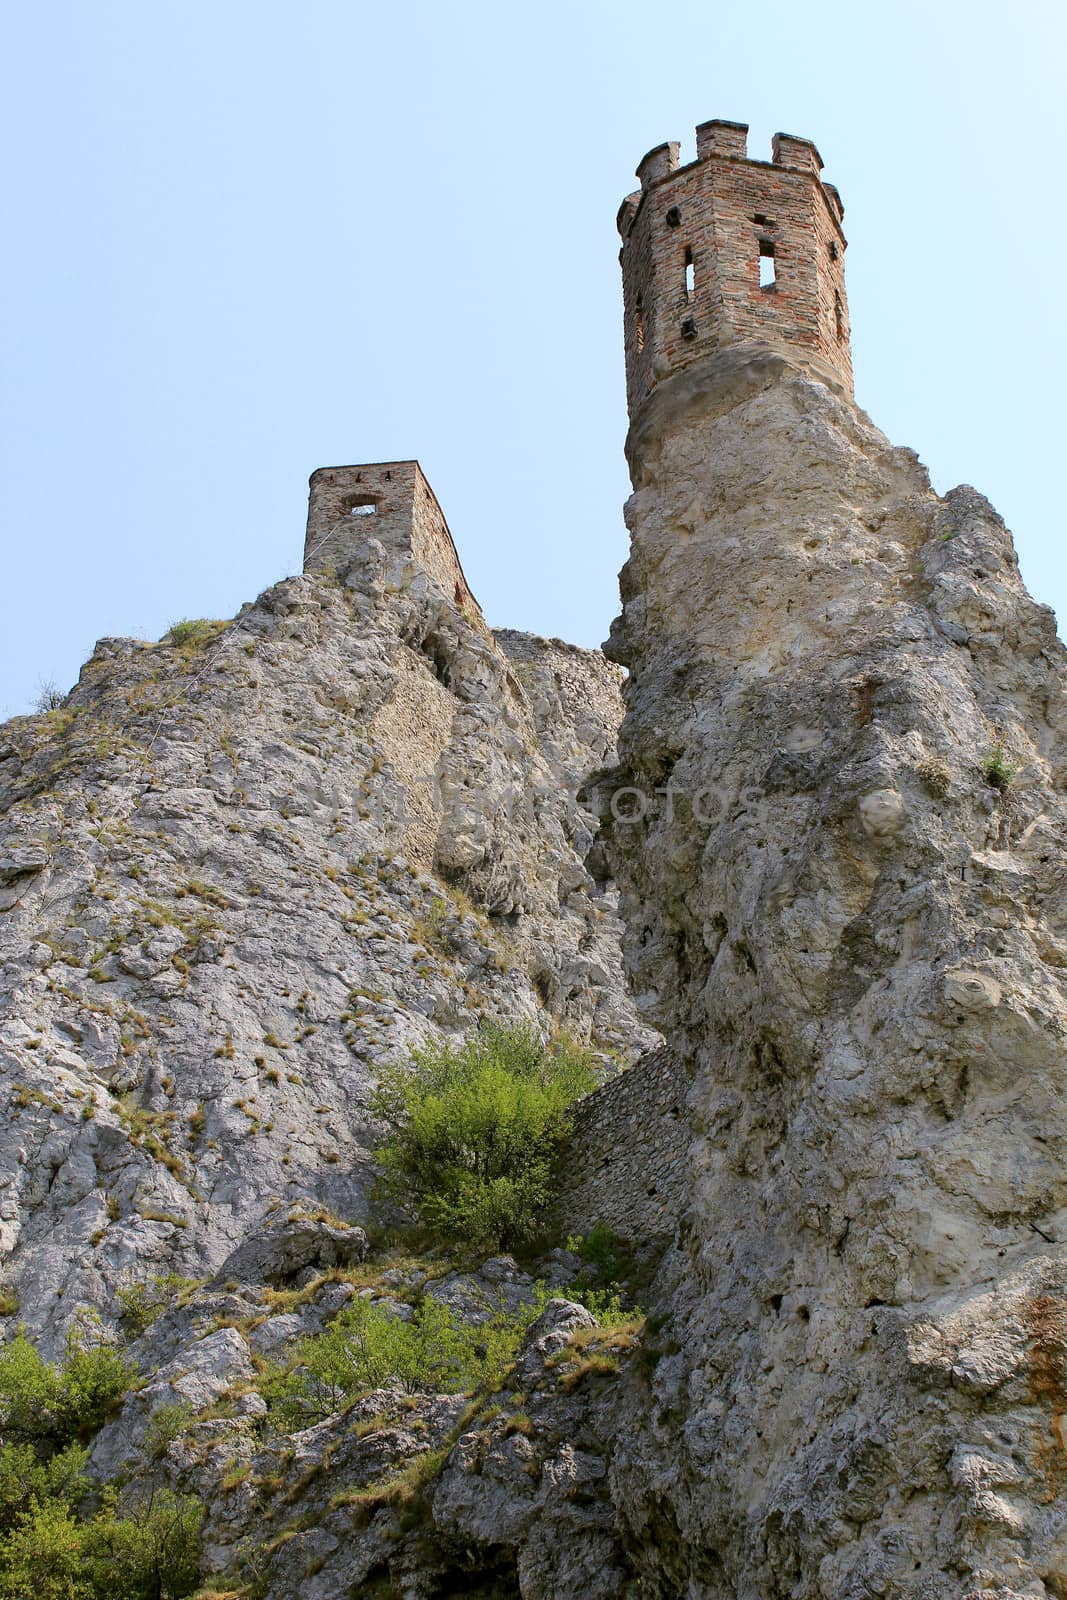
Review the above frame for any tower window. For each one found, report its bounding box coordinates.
[835,290,845,341]
[759,240,776,289]
[635,295,646,353]
[829,240,839,262]
[684,248,695,301]
[665,205,681,228]
[344,494,378,517]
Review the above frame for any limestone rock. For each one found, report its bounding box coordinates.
[591,344,1067,1598]
[6,310,1066,1598]
[214,1206,368,1286]
[0,532,651,1355]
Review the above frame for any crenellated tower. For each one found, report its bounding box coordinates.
[618,118,852,415]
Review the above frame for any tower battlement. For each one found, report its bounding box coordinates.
[618,119,852,414]
[304,460,482,621]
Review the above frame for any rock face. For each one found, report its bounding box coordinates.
[5,336,1067,1597]
[591,343,1067,1597]
[0,515,651,1354]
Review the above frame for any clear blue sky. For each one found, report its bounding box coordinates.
[2,0,1064,715]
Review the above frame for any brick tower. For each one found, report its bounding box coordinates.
[618,119,851,416]
[303,460,482,621]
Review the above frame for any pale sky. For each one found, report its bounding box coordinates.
[2,0,1064,714]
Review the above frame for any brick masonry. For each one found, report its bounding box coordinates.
[304,460,483,622]
[618,118,852,415]
[555,1048,691,1248]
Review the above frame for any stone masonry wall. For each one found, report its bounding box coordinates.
[618,119,851,414]
[555,1048,690,1248]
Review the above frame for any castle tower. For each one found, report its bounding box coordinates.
[304,459,483,622]
[618,119,851,416]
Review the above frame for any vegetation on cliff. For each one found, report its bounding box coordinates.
[370,1023,598,1249]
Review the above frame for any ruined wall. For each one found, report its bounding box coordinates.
[555,1049,690,1247]
[304,460,483,623]
[618,120,851,414]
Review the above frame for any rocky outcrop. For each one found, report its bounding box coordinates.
[0,520,651,1354]
[590,343,1067,1597]
[6,336,1067,1598]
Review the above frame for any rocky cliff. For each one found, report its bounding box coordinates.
[4,340,1067,1600]
[0,522,651,1357]
[592,344,1067,1598]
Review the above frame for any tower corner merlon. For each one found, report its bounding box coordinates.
[617,192,641,238]
[771,131,824,176]
[636,142,681,191]
[696,119,749,161]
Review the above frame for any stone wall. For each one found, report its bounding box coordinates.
[618,118,851,414]
[555,1048,690,1247]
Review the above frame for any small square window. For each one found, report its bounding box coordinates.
[344,495,379,517]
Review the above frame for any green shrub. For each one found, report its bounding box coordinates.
[981,743,1018,792]
[61,1336,133,1438]
[83,1486,203,1600]
[265,1296,476,1425]
[0,1321,198,1599]
[263,1280,559,1424]
[0,1494,86,1600]
[0,1328,67,1445]
[0,1442,88,1534]
[566,1222,629,1282]
[0,1485,202,1600]
[143,1401,194,1462]
[574,1285,633,1325]
[162,619,222,649]
[371,1023,597,1249]
[0,1322,131,1447]
[116,1275,197,1338]
[476,1286,552,1391]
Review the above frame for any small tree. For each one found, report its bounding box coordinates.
[61,1327,131,1440]
[34,680,65,713]
[371,1023,597,1249]
[982,742,1018,792]
[83,1487,202,1600]
[0,1328,67,1446]
[0,1443,88,1535]
[0,1496,87,1600]
[0,1321,130,1448]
